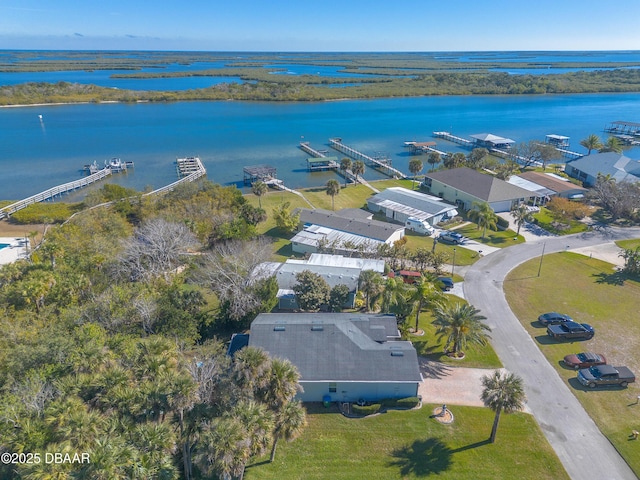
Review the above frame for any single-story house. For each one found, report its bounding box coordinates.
[422,167,532,212]
[291,208,405,255]
[255,254,385,310]
[248,313,422,402]
[367,187,458,226]
[564,152,640,187]
[514,171,588,200]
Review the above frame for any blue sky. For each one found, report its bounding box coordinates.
[1,0,640,51]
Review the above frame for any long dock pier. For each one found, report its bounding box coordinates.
[0,168,112,220]
[328,138,406,179]
[147,157,207,196]
[432,131,473,147]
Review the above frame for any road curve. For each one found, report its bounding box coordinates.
[464,226,640,480]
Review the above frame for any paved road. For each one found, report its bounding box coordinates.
[464,226,640,480]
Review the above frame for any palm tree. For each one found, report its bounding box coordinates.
[579,134,603,155]
[229,400,274,479]
[358,269,384,312]
[510,203,532,237]
[270,400,307,462]
[432,302,491,356]
[351,160,365,184]
[481,370,526,443]
[411,274,443,332]
[408,158,423,189]
[381,277,415,324]
[467,201,498,239]
[251,181,267,208]
[232,346,272,396]
[325,179,340,210]
[599,136,623,154]
[427,151,441,171]
[340,157,352,187]
[195,417,251,480]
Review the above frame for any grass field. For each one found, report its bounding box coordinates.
[245,402,568,480]
[453,223,525,248]
[504,251,640,476]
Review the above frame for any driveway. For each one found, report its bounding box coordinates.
[463,226,640,480]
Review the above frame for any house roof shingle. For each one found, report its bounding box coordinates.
[248,313,422,383]
[425,167,532,203]
[295,208,404,242]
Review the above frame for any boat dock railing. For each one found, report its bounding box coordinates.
[148,157,207,196]
[300,142,328,158]
[432,131,473,147]
[0,168,112,220]
[328,138,406,179]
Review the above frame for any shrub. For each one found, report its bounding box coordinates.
[352,403,381,416]
[396,397,420,408]
[496,216,510,230]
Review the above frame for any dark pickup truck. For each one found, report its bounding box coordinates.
[577,365,636,388]
[547,321,594,340]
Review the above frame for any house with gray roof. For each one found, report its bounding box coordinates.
[291,208,404,255]
[248,313,422,402]
[564,152,640,187]
[515,171,587,200]
[422,167,532,212]
[367,187,458,226]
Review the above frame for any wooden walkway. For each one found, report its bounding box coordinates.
[328,138,406,179]
[148,157,207,196]
[0,168,112,220]
[432,131,473,147]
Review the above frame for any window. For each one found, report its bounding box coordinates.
[329,382,337,393]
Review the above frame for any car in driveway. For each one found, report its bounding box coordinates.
[538,312,573,326]
[563,352,607,369]
[437,277,454,291]
[438,231,464,244]
[547,321,594,340]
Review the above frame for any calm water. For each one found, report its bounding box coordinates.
[1,92,639,201]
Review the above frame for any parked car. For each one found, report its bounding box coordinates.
[437,277,454,291]
[563,352,607,370]
[547,321,594,340]
[438,231,464,244]
[577,365,635,388]
[538,312,573,326]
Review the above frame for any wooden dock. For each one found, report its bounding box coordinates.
[432,131,473,147]
[0,168,112,220]
[147,157,206,196]
[176,157,204,178]
[328,138,406,179]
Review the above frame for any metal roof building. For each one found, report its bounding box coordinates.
[367,187,458,225]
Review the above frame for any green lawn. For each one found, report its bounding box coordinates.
[532,207,589,235]
[409,296,503,369]
[246,402,568,480]
[504,252,640,476]
[453,224,525,248]
[616,239,640,250]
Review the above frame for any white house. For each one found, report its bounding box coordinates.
[367,187,458,226]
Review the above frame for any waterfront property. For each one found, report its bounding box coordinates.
[513,171,587,200]
[422,167,532,212]
[247,313,422,402]
[564,152,640,186]
[367,186,458,226]
[291,208,405,255]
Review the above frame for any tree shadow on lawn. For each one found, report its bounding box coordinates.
[593,271,638,286]
[388,438,453,477]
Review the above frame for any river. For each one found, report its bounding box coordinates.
[1,92,639,201]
